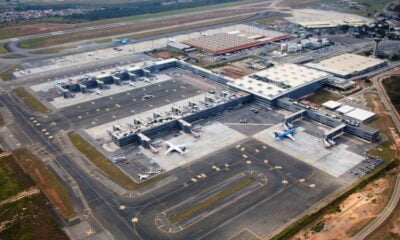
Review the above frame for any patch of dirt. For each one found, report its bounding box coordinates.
[0,23,78,38]
[216,60,254,79]
[294,176,393,240]
[0,186,40,207]
[153,51,173,59]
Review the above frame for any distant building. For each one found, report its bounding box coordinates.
[305,53,388,78]
[228,63,331,105]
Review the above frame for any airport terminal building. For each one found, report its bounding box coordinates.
[228,63,331,106]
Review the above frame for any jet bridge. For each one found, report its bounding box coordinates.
[137,133,151,148]
[178,119,192,133]
[284,110,305,128]
[323,123,346,148]
[325,123,346,140]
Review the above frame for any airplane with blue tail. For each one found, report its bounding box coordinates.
[112,38,130,44]
[274,123,296,141]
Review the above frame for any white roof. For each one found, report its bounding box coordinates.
[337,105,355,114]
[305,53,386,76]
[345,108,376,122]
[228,63,330,100]
[322,100,342,109]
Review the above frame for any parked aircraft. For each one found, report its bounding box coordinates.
[112,38,130,44]
[129,82,136,87]
[146,168,163,175]
[142,94,155,100]
[274,123,296,141]
[138,174,149,181]
[164,141,187,155]
[112,155,127,164]
[95,90,103,95]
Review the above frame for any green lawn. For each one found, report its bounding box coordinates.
[12,148,76,219]
[68,131,169,190]
[32,45,76,54]
[0,65,18,81]
[0,195,69,240]
[0,42,8,54]
[383,75,400,113]
[0,155,33,201]
[13,87,50,114]
[68,131,138,189]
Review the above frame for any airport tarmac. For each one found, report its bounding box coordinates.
[144,122,247,171]
[135,138,343,240]
[253,123,365,178]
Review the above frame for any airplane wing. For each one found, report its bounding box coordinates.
[287,134,296,141]
[164,147,174,155]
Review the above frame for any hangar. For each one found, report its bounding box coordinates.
[182,25,290,54]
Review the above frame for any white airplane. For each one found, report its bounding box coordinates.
[164,141,187,155]
[146,168,163,175]
[129,81,136,87]
[138,174,149,181]
[95,90,103,95]
[142,94,154,100]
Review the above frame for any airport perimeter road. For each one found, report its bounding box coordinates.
[373,69,400,132]
[353,175,400,240]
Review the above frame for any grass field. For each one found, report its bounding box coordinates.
[67,131,169,190]
[383,75,400,112]
[12,148,76,219]
[0,154,34,201]
[364,91,397,161]
[0,112,4,126]
[304,89,343,106]
[13,87,50,114]
[0,195,69,240]
[18,7,256,48]
[0,42,8,54]
[32,45,77,54]
[0,65,18,81]
[169,177,255,223]
[0,152,68,240]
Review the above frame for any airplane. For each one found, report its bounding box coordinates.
[112,38,130,44]
[138,174,149,181]
[274,123,296,141]
[112,155,127,164]
[146,168,163,175]
[95,90,103,95]
[142,94,155,100]
[164,141,187,155]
